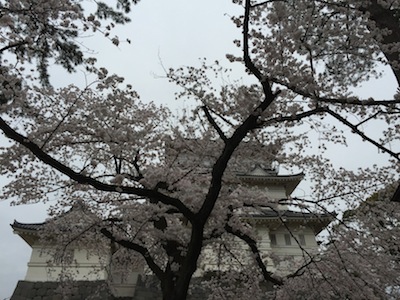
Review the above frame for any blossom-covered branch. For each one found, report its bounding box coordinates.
[100,227,164,280]
[0,117,195,220]
[225,223,283,286]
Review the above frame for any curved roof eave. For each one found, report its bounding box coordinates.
[11,220,45,247]
[240,210,336,234]
[237,172,305,181]
[11,220,45,232]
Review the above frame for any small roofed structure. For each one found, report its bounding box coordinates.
[198,164,335,275]
[10,205,140,300]
[242,209,335,235]
[11,221,45,246]
[236,164,304,199]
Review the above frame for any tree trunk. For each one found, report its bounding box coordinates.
[161,278,190,300]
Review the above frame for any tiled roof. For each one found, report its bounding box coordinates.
[236,170,304,181]
[241,209,336,234]
[248,210,334,219]
[11,220,45,231]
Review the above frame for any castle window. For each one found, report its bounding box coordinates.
[269,233,277,246]
[298,234,306,246]
[284,234,291,246]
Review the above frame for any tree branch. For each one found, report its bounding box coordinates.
[244,0,264,82]
[206,106,235,127]
[132,150,144,180]
[100,227,164,280]
[197,0,280,224]
[270,76,400,107]
[318,97,400,107]
[244,0,282,101]
[325,108,400,160]
[201,106,228,142]
[225,223,283,286]
[262,107,325,126]
[267,103,400,163]
[354,111,382,128]
[250,0,282,9]
[0,41,28,53]
[325,107,400,204]
[286,257,315,279]
[390,183,400,202]
[0,117,195,221]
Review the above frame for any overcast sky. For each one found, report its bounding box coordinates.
[0,1,397,299]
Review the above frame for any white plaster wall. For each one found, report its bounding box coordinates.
[109,271,140,298]
[25,246,108,281]
[24,244,141,297]
[255,225,319,274]
[196,240,249,274]
[266,225,318,274]
[264,185,287,199]
[268,226,318,252]
[195,223,319,276]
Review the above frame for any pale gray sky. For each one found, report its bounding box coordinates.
[0,1,397,299]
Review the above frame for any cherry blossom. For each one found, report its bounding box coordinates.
[0,1,399,299]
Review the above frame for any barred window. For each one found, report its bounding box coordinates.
[284,234,291,246]
[269,233,277,246]
[298,234,306,246]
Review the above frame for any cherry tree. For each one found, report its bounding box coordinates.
[278,184,400,300]
[0,0,400,299]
